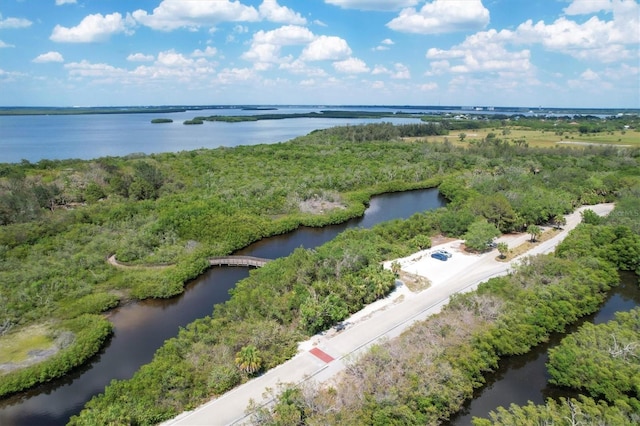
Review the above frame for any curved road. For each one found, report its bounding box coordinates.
[164,203,614,426]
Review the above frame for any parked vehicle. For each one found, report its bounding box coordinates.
[431,252,448,261]
[433,249,452,258]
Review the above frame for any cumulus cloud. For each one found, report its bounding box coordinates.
[64,60,128,80]
[192,46,218,57]
[564,0,612,15]
[333,57,370,73]
[33,51,64,63]
[65,53,219,86]
[325,0,418,11]
[0,14,32,29]
[132,0,260,31]
[259,0,306,24]
[372,62,411,78]
[374,38,395,50]
[580,68,600,80]
[513,1,639,62]
[387,0,490,34]
[127,53,154,62]
[132,0,303,31]
[0,40,14,48]
[420,82,438,91]
[50,12,134,42]
[300,35,352,61]
[242,25,315,68]
[426,29,532,75]
[55,0,77,5]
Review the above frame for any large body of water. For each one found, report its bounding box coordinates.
[0,106,428,164]
[3,104,625,164]
[0,189,446,426]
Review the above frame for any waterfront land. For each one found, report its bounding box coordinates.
[1,116,639,424]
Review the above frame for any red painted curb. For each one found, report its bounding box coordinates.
[309,347,334,363]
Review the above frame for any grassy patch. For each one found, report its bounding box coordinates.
[497,228,561,262]
[425,128,640,148]
[398,270,431,292]
[0,325,54,364]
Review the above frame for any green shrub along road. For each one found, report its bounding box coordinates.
[1,121,639,422]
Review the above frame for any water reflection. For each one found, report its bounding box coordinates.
[449,272,639,425]
[0,188,444,425]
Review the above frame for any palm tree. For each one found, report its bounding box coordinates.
[553,215,567,230]
[235,345,262,375]
[497,242,509,259]
[527,224,542,242]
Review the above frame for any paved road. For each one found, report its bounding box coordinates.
[164,203,614,426]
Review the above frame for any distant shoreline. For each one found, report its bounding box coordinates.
[0,105,638,117]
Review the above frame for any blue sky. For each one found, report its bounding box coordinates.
[0,0,638,107]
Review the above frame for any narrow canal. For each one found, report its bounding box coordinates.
[0,189,446,426]
[449,271,640,425]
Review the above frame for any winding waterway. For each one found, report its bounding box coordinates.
[449,271,640,425]
[0,188,446,426]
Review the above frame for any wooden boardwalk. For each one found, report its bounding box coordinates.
[208,256,271,268]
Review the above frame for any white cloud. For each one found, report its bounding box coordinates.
[387,0,490,34]
[64,54,219,86]
[216,67,257,84]
[192,46,218,57]
[55,0,77,5]
[156,50,196,68]
[325,0,418,11]
[0,14,32,29]
[242,25,315,68]
[132,0,260,31]
[0,40,14,48]
[374,38,395,51]
[514,0,640,63]
[420,82,438,91]
[580,68,600,80]
[64,60,128,79]
[371,62,410,78]
[564,0,612,15]
[259,0,307,24]
[372,65,389,75]
[333,57,370,73]
[391,63,410,79]
[127,53,155,62]
[426,29,532,75]
[33,51,64,63]
[300,35,352,61]
[280,60,328,77]
[50,12,134,42]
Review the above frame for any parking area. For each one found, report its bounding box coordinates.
[387,240,489,288]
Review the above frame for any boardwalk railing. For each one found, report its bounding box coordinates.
[208,256,271,268]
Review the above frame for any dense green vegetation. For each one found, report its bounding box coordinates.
[1,119,639,422]
[473,396,638,425]
[251,192,640,426]
[547,308,640,406]
[151,118,173,124]
[183,118,204,125]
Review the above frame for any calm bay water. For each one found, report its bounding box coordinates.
[0,107,422,164]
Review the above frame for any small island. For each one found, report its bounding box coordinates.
[183,118,204,125]
[151,118,173,124]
